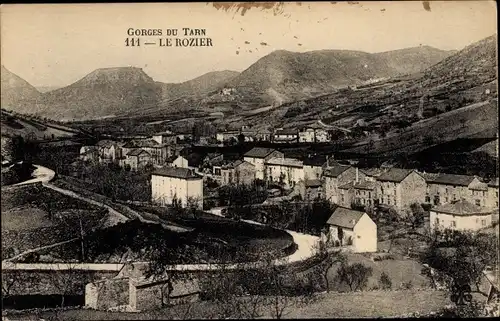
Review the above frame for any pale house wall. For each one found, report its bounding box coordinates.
[352,214,377,253]
[399,171,427,210]
[430,211,492,232]
[173,156,189,168]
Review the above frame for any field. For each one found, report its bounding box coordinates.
[1,184,107,260]
[3,289,449,320]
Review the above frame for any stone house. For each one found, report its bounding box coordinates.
[273,128,299,143]
[376,168,427,212]
[338,180,377,208]
[172,155,190,169]
[487,178,499,208]
[152,132,177,145]
[314,129,330,142]
[265,157,304,189]
[298,128,316,143]
[243,147,284,181]
[122,139,171,166]
[151,167,203,208]
[324,207,377,253]
[79,146,99,162]
[429,199,494,232]
[121,148,152,171]
[303,155,327,181]
[323,163,365,205]
[423,173,490,207]
[220,160,256,186]
[303,179,323,200]
[96,140,121,163]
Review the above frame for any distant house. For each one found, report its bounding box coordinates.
[216,131,240,143]
[338,180,377,208]
[79,146,99,162]
[273,128,298,143]
[423,173,490,207]
[255,129,272,142]
[172,155,190,169]
[152,132,177,145]
[265,157,304,189]
[122,139,171,166]
[314,129,330,142]
[377,168,426,212]
[324,207,377,253]
[303,155,327,181]
[487,178,499,208]
[203,153,224,168]
[220,160,256,186]
[151,167,203,208]
[430,199,494,232]
[299,128,316,143]
[121,148,151,171]
[96,140,121,163]
[323,163,364,204]
[303,179,323,200]
[243,147,284,181]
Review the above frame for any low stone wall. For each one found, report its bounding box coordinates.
[85,277,129,310]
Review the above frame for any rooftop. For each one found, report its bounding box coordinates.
[432,199,494,216]
[96,140,117,148]
[377,168,414,183]
[488,177,499,187]
[244,147,278,159]
[152,167,201,180]
[303,155,327,167]
[323,164,351,177]
[265,157,303,168]
[275,128,298,136]
[425,173,477,186]
[127,148,150,157]
[305,179,322,188]
[327,207,366,229]
[360,167,385,177]
[353,180,376,190]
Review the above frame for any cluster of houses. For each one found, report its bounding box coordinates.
[151,146,499,236]
[214,125,333,145]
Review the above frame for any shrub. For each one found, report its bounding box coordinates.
[336,263,373,292]
[401,280,413,289]
[379,272,392,290]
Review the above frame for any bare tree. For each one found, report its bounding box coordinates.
[335,262,373,292]
[311,239,346,293]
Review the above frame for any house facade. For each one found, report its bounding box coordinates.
[96,140,121,163]
[424,173,490,207]
[220,160,256,185]
[151,167,203,209]
[487,178,499,208]
[299,128,316,143]
[273,128,298,143]
[152,132,177,145]
[265,157,304,189]
[324,207,377,253]
[303,155,327,181]
[122,139,171,166]
[121,149,152,171]
[429,199,494,232]
[172,155,190,169]
[338,180,377,208]
[377,168,427,212]
[323,164,364,205]
[243,147,284,181]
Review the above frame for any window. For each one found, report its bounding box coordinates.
[425,196,431,203]
[434,195,440,205]
[482,191,486,197]
[451,221,456,228]
[435,217,440,225]
[453,194,457,201]
[481,219,486,226]
[475,199,481,206]
[445,197,449,203]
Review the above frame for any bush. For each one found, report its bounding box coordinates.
[336,263,373,292]
[401,280,413,289]
[379,272,392,290]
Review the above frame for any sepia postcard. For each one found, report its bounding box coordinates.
[0,1,498,319]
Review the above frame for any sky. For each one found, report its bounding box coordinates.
[0,1,497,88]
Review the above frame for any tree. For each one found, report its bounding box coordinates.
[336,263,373,291]
[379,272,392,290]
[311,240,346,293]
[402,203,426,231]
[238,133,245,144]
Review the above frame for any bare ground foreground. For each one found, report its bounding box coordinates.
[3,290,449,320]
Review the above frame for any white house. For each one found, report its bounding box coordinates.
[299,128,316,143]
[151,167,203,209]
[265,157,304,189]
[429,199,494,232]
[172,155,190,169]
[243,147,284,181]
[324,207,377,253]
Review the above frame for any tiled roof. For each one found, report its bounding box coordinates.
[360,168,385,177]
[323,165,351,177]
[338,182,354,189]
[353,180,376,190]
[152,167,201,180]
[244,147,278,158]
[327,207,366,229]
[265,157,303,168]
[305,179,322,188]
[426,173,476,186]
[127,148,149,157]
[275,128,298,135]
[377,168,414,183]
[96,140,117,148]
[432,199,493,216]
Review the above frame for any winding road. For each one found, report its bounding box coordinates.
[2,164,320,273]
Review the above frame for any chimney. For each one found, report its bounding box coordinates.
[356,167,359,183]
